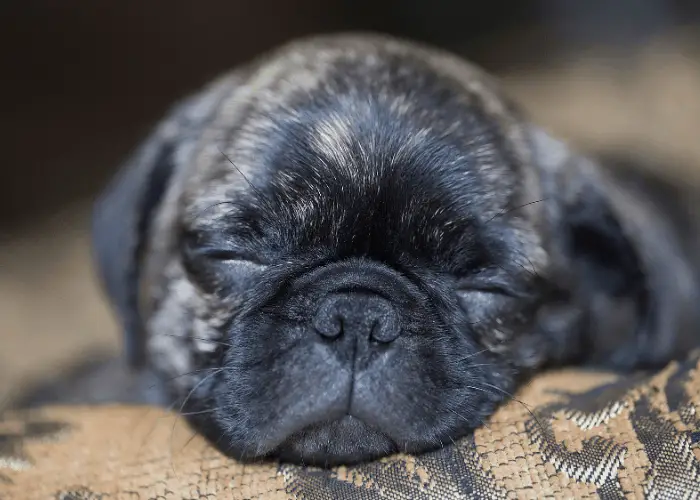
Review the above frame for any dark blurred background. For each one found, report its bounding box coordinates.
[2,0,700,402]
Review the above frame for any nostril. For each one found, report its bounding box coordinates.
[369,310,401,343]
[313,311,344,339]
[313,293,401,343]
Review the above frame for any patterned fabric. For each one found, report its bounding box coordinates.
[1,352,699,499]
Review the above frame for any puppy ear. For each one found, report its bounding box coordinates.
[529,127,645,298]
[91,87,224,368]
[91,126,178,368]
[528,126,697,368]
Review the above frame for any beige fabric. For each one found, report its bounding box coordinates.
[2,351,698,499]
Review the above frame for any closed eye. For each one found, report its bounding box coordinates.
[456,268,530,299]
[180,238,270,280]
[455,282,526,327]
[457,287,507,309]
[181,240,269,295]
[180,227,269,266]
[195,248,268,267]
[457,282,515,297]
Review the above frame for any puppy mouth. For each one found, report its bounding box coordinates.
[273,414,399,466]
[194,259,480,466]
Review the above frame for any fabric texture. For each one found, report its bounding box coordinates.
[1,352,699,499]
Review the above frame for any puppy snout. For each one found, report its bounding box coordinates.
[313,293,401,343]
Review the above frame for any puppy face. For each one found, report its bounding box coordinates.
[92,35,699,465]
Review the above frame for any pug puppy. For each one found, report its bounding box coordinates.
[91,33,700,466]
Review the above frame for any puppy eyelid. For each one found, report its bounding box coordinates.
[185,246,269,268]
[457,284,512,297]
[456,266,532,298]
[207,250,269,267]
[456,278,525,298]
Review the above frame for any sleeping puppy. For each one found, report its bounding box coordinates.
[91,33,700,466]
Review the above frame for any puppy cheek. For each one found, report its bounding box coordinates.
[389,340,486,412]
[416,348,512,438]
[466,313,527,358]
[147,277,234,405]
[219,326,336,409]
[147,297,197,390]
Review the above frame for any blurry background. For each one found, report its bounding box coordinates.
[2,0,700,404]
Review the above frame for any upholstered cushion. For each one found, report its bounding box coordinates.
[2,351,699,499]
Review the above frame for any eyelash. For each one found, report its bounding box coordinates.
[455,262,538,298]
[458,282,514,298]
[180,229,269,265]
[196,248,267,266]
[457,277,520,299]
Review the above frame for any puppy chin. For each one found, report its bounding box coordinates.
[274,417,397,466]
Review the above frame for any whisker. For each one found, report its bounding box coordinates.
[521,255,542,281]
[484,198,548,224]
[169,368,223,472]
[162,333,234,348]
[227,336,306,372]
[148,366,230,392]
[446,404,493,432]
[173,369,223,416]
[454,349,489,363]
[478,383,529,409]
[178,429,200,454]
[446,407,470,424]
[179,407,225,417]
[473,382,547,435]
[217,148,267,201]
[134,406,172,459]
[192,148,275,223]
[478,416,492,431]
[493,261,538,284]
[193,200,238,221]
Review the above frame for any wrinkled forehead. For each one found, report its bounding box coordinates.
[185,110,540,272]
[180,47,539,237]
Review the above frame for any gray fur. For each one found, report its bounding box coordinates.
[89,33,700,465]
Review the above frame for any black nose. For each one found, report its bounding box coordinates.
[313,293,401,343]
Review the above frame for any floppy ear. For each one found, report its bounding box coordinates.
[529,128,646,299]
[527,126,697,368]
[91,88,225,368]
[91,128,178,368]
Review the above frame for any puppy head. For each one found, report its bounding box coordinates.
[92,35,669,465]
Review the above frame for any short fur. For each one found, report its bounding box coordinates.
[92,33,700,466]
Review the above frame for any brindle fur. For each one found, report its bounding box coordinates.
[91,33,700,466]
